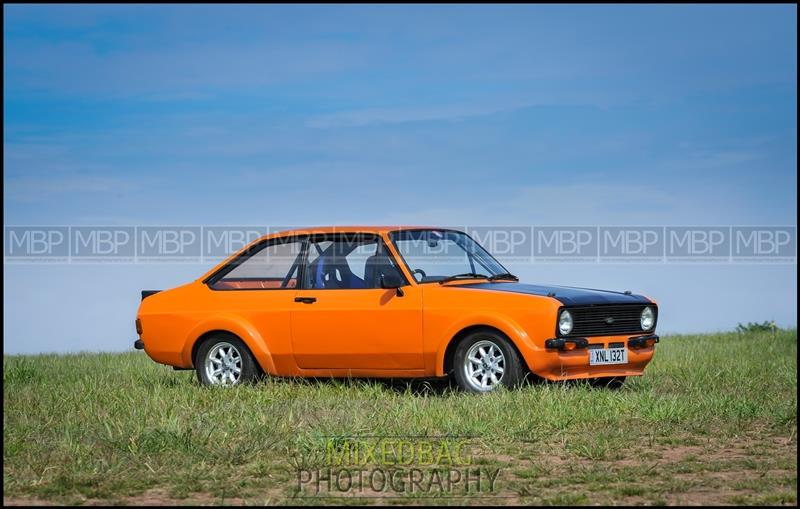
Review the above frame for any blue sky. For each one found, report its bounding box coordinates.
[3,5,797,353]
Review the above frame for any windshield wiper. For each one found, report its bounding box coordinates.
[439,273,490,284]
[488,272,519,282]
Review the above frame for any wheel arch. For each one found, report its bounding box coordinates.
[439,322,532,377]
[182,315,277,374]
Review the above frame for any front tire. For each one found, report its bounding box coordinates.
[195,334,259,386]
[452,330,524,393]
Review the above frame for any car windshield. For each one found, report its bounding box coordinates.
[388,229,509,283]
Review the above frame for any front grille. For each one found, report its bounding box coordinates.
[564,304,656,337]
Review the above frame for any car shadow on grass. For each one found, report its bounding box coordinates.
[168,366,628,395]
[249,371,621,396]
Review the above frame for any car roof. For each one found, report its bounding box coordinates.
[263,225,463,238]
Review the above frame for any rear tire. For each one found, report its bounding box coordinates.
[195,333,259,386]
[452,330,524,393]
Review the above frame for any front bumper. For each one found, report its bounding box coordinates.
[535,333,659,381]
[545,334,659,351]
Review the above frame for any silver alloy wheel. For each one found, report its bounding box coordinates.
[205,342,243,386]
[463,340,506,392]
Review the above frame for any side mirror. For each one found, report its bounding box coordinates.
[380,273,405,297]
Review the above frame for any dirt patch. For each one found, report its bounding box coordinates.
[5,489,262,507]
[659,444,706,462]
[4,498,57,507]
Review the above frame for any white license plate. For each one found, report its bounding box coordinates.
[589,348,628,366]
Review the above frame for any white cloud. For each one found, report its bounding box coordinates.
[307,103,525,128]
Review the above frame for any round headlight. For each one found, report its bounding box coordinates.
[558,310,573,336]
[640,306,655,330]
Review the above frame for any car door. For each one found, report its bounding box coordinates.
[290,233,424,370]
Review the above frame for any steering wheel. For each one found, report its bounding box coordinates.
[411,268,427,282]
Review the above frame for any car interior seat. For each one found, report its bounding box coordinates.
[314,253,365,289]
[364,253,402,289]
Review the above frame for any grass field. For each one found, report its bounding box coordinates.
[3,331,797,506]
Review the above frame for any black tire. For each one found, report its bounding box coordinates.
[194,333,260,386]
[452,330,525,394]
[590,376,626,390]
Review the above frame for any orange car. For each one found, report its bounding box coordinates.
[135,226,659,392]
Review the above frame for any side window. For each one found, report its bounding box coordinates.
[210,239,304,290]
[304,236,404,289]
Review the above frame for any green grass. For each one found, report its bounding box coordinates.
[3,331,797,505]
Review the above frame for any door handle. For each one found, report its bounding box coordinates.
[294,297,317,304]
